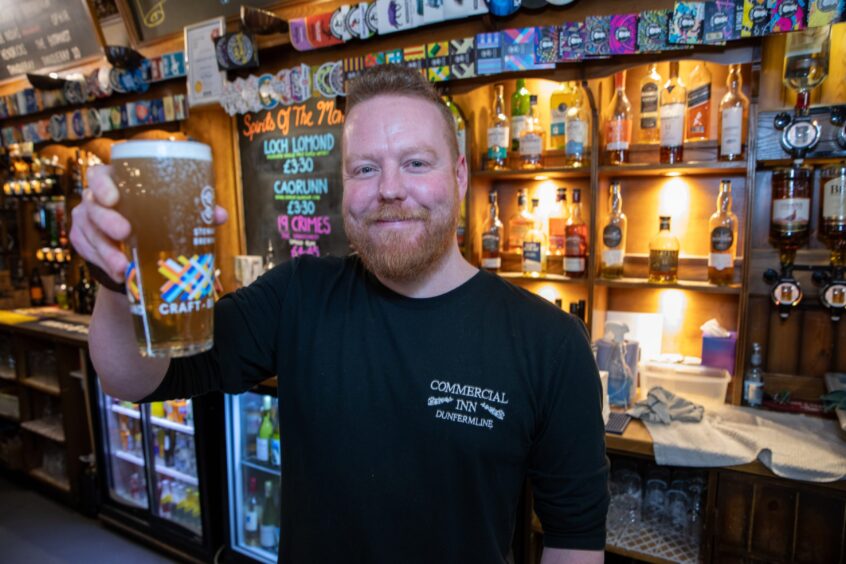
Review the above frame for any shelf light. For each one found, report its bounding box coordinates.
[666,171,682,177]
[534,175,549,181]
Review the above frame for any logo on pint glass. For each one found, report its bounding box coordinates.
[125,262,140,303]
[158,254,214,305]
[199,185,214,225]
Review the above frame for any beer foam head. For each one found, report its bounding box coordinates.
[111,140,211,161]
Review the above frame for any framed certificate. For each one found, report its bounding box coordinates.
[184,17,226,108]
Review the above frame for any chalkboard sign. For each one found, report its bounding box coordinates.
[238,98,349,262]
[0,0,102,82]
[122,0,280,44]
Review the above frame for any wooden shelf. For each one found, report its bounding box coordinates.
[472,166,590,181]
[594,277,743,295]
[0,367,15,381]
[20,375,60,396]
[29,467,70,493]
[0,410,19,423]
[599,161,747,178]
[21,415,66,443]
[497,271,588,284]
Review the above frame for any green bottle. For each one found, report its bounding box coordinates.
[442,95,466,157]
[256,396,273,463]
[510,78,531,152]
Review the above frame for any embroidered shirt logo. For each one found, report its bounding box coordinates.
[427,379,509,430]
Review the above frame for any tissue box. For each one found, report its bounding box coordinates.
[701,331,737,375]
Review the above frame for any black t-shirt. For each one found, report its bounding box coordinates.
[143,255,609,563]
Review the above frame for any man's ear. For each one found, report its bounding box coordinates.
[455,153,468,201]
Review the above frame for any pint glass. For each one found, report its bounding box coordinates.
[111,140,215,357]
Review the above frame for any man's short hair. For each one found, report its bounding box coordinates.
[344,64,460,161]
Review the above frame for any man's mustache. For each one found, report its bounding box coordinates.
[363,205,429,224]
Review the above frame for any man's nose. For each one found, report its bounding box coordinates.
[377,165,408,201]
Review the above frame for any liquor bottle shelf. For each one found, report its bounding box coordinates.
[20,375,60,396]
[594,277,743,295]
[21,415,65,443]
[472,165,591,181]
[599,161,747,178]
[150,414,194,436]
[29,466,70,493]
[497,271,587,284]
[110,404,141,419]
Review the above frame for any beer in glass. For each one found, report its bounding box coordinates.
[111,140,215,357]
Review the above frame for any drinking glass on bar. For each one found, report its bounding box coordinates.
[111,140,216,357]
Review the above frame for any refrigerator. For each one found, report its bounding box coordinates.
[223,386,282,563]
[90,374,225,562]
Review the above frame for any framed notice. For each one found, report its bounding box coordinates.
[184,17,225,108]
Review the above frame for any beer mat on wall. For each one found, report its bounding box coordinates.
[557,22,585,61]
[770,0,809,31]
[610,14,638,54]
[404,45,427,72]
[534,26,559,64]
[449,38,476,78]
[670,1,706,44]
[704,1,738,44]
[808,0,845,26]
[584,15,612,58]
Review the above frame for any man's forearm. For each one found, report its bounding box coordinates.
[541,547,604,564]
[89,287,169,401]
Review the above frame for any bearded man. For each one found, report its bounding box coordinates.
[71,64,608,564]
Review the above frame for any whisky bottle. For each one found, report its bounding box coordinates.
[486,84,509,170]
[718,64,749,161]
[443,95,467,157]
[548,187,568,256]
[600,182,627,279]
[519,95,544,170]
[708,180,738,285]
[565,86,589,167]
[660,61,686,164]
[604,71,632,165]
[508,189,534,254]
[638,63,661,144]
[481,189,503,271]
[770,166,813,265]
[522,198,547,277]
[511,78,531,153]
[564,189,588,278]
[550,82,577,151]
[819,163,846,266]
[686,62,712,142]
[649,216,680,283]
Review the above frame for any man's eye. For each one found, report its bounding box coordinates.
[408,160,427,169]
[356,166,374,175]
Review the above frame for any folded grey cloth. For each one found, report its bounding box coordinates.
[627,386,704,424]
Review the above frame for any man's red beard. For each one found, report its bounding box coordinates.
[343,193,459,282]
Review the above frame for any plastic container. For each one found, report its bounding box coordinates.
[639,361,730,405]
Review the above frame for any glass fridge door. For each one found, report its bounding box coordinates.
[146,399,203,536]
[226,391,281,563]
[99,392,149,510]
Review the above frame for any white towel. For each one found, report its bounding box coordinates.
[643,403,846,483]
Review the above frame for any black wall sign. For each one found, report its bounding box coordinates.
[238,97,349,262]
[0,0,102,82]
[123,0,280,44]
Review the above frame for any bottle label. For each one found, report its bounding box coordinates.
[720,106,743,156]
[686,83,711,136]
[245,510,258,532]
[481,256,501,269]
[711,226,734,251]
[744,380,763,407]
[486,126,509,159]
[256,438,269,462]
[605,118,631,151]
[640,83,659,129]
[260,524,276,548]
[271,438,281,466]
[509,224,530,251]
[603,224,623,248]
[551,103,567,138]
[564,257,585,271]
[659,103,685,147]
[522,241,542,272]
[709,252,734,271]
[772,197,810,227]
[519,133,543,157]
[649,250,678,273]
[602,249,624,267]
[456,129,466,157]
[565,119,587,156]
[565,234,584,255]
[822,176,846,221]
[481,232,500,253]
[511,115,529,142]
